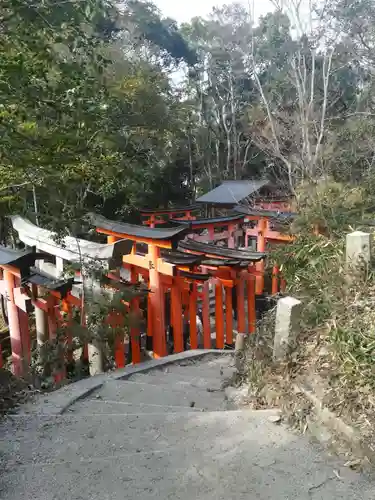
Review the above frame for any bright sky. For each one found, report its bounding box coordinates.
[153,0,274,24]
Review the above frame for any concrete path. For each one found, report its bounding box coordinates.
[0,352,374,499]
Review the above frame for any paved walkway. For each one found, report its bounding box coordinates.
[0,352,374,499]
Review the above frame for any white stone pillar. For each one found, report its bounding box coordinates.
[88,341,105,376]
[346,231,371,270]
[273,296,302,361]
[55,257,64,278]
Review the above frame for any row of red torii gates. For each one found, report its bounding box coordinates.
[0,189,295,380]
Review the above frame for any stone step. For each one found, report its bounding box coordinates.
[67,398,206,415]
[162,355,235,377]
[0,410,279,465]
[126,371,229,392]
[88,378,230,412]
[127,362,236,387]
[170,353,234,369]
[121,353,235,379]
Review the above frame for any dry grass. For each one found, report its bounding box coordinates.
[0,368,34,416]
[237,308,316,429]
[240,180,375,451]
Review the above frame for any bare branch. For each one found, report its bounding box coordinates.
[314,47,334,165]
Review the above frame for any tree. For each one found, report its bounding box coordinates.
[122,0,198,67]
[0,0,198,229]
[5,0,375,223]
[0,0,120,224]
[244,2,364,190]
[181,5,267,188]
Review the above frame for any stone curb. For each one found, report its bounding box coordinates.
[296,381,375,466]
[24,350,233,416]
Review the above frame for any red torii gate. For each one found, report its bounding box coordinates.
[178,239,266,337]
[89,214,266,356]
[171,214,245,248]
[140,206,199,227]
[1,213,270,377]
[233,206,295,294]
[89,214,192,358]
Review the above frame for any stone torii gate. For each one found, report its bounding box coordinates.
[0,245,77,376]
[10,215,146,372]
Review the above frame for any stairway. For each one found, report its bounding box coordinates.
[0,352,374,499]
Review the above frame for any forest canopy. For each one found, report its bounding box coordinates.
[0,0,374,232]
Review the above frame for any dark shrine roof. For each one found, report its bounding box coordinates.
[178,270,210,281]
[201,258,249,268]
[234,205,297,220]
[88,213,190,246]
[0,246,51,270]
[196,180,270,206]
[179,239,266,262]
[0,246,34,266]
[171,214,244,226]
[25,268,75,298]
[161,250,203,266]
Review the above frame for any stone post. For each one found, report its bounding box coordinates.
[88,341,105,376]
[273,296,302,361]
[345,231,371,271]
[234,333,246,372]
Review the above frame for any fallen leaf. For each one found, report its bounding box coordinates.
[344,458,361,469]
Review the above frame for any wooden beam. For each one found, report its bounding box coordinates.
[256,218,266,294]
[236,276,246,334]
[202,281,211,349]
[189,283,198,349]
[147,290,153,344]
[247,276,256,334]
[107,235,118,244]
[97,228,173,249]
[215,282,224,349]
[225,286,233,345]
[130,266,141,364]
[171,281,184,353]
[148,245,167,357]
[62,299,74,363]
[2,264,21,278]
[4,271,29,377]
[14,287,32,313]
[123,254,176,276]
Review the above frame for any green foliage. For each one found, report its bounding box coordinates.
[125,0,198,66]
[4,0,375,222]
[0,0,196,229]
[0,0,118,217]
